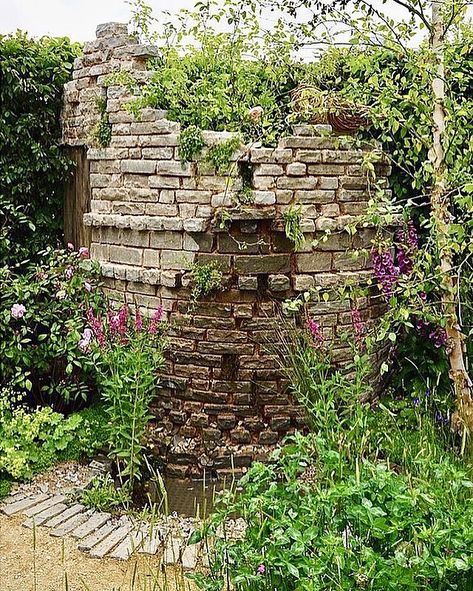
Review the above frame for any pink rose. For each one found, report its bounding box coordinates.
[65,266,74,280]
[78,328,93,353]
[84,281,92,292]
[67,242,74,250]
[11,304,26,319]
[79,247,89,258]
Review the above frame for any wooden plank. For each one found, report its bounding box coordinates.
[24,495,66,517]
[89,523,132,558]
[43,504,85,528]
[23,503,68,528]
[79,521,118,552]
[2,494,50,516]
[63,146,91,251]
[70,512,111,540]
[51,511,90,537]
[109,529,147,560]
[2,492,27,505]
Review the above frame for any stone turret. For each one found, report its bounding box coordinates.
[62,23,391,477]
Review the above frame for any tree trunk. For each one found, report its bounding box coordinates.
[430,0,473,437]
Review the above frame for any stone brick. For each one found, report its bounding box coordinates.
[149,231,182,250]
[296,252,332,273]
[141,147,174,159]
[268,274,290,291]
[149,175,180,189]
[254,164,284,176]
[234,255,291,274]
[277,176,318,190]
[231,427,251,444]
[286,162,307,176]
[109,245,142,266]
[253,191,276,205]
[157,161,192,176]
[216,414,237,430]
[258,430,279,445]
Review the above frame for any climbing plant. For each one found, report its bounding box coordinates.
[0,32,79,267]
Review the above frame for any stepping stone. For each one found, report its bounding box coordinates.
[51,511,90,537]
[89,522,132,558]
[2,494,50,516]
[43,504,85,528]
[24,495,66,517]
[109,529,147,560]
[182,542,201,570]
[139,526,167,555]
[23,503,68,528]
[71,512,111,539]
[79,521,118,552]
[163,536,183,565]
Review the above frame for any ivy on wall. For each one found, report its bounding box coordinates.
[0,32,79,267]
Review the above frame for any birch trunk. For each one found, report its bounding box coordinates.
[430,0,473,436]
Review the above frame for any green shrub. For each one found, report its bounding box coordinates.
[194,433,473,591]
[190,262,224,301]
[0,246,105,411]
[0,32,79,266]
[81,474,130,512]
[0,389,108,481]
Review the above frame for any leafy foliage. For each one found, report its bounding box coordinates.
[205,136,242,174]
[178,125,205,163]
[0,389,108,481]
[81,474,131,512]
[191,323,473,591]
[283,204,305,251]
[92,97,112,147]
[89,305,167,492]
[0,247,105,412]
[0,32,79,266]
[190,262,224,301]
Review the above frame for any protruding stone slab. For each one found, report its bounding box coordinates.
[24,495,66,517]
[2,494,50,516]
[89,522,132,558]
[139,526,167,554]
[71,512,111,539]
[2,492,27,505]
[139,526,166,555]
[23,503,68,528]
[182,542,201,570]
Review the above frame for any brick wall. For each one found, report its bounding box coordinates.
[62,22,391,477]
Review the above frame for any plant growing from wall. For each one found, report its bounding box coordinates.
[190,262,224,301]
[178,125,205,164]
[283,204,305,250]
[205,136,242,175]
[92,97,112,148]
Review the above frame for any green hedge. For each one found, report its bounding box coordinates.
[0,32,79,267]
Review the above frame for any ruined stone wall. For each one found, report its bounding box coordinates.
[62,23,391,477]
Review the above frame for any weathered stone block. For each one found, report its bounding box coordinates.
[296,252,332,273]
[234,255,291,275]
[286,162,307,176]
[268,274,290,291]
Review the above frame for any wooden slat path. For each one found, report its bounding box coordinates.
[1,492,205,564]
[43,504,84,528]
[2,494,50,516]
[89,522,132,558]
[71,512,111,539]
[23,503,68,528]
[24,495,66,517]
